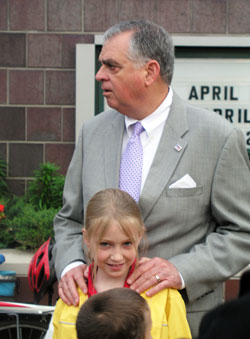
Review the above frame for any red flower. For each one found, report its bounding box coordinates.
[0,205,4,213]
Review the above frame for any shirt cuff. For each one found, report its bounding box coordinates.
[61,261,85,278]
[179,272,185,290]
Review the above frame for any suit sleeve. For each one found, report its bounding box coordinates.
[53,127,86,279]
[170,127,250,301]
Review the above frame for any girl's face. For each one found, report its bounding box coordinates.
[91,220,139,280]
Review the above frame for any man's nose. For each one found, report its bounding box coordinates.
[95,65,107,82]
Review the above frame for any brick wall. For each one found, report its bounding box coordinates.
[0,0,250,195]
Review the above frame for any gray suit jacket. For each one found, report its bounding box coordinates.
[53,92,250,335]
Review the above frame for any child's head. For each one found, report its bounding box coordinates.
[83,189,146,278]
[76,287,152,339]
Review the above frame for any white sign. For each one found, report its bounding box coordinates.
[172,59,250,148]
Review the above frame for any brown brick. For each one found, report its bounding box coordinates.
[63,108,75,142]
[6,179,26,196]
[0,107,25,140]
[9,143,43,177]
[27,107,62,141]
[10,0,45,31]
[10,70,44,105]
[62,34,94,68]
[120,0,158,22]
[229,0,250,33]
[158,0,192,33]
[46,71,75,105]
[84,0,119,32]
[0,33,26,67]
[0,70,7,104]
[0,0,8,30]
[47,0,82,32]
[0,143,7,161]
[28,34,63,68]
[45,143,75,175]
[192,0,226,33]
[225,278,240,301]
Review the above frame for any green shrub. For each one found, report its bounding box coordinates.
[0,162,65,250]
[0,196,58,250]
[26,162,65,210]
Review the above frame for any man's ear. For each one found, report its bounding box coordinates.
[144,60,160,86]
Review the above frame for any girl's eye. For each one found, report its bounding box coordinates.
[99,242,110,247]
[123,241,132,247]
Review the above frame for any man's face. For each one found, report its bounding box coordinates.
[95,31,147,118]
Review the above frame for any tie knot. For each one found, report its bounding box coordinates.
[132,122,144,137]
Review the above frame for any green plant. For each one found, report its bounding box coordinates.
[0,158,9,197]
[3,205,58,250]
[0,196,58,250]
[26,162,65,210]
[0,162,65,250]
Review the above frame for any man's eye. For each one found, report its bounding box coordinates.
[108,64,119,72]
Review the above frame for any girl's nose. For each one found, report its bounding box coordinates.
[110,249,123,261]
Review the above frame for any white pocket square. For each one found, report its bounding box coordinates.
[169,174,197,189]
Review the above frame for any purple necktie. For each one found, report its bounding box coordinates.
[119,122,144,202]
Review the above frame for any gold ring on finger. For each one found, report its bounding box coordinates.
[155,274,161,283]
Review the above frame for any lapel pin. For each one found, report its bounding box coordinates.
[174,144,182,152]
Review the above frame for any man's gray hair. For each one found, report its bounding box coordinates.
[103,20,175,84]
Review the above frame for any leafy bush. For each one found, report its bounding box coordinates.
[26,162,65,210]
[1,202,59,250]
[0,162,65,250]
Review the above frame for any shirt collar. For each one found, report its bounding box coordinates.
[87,261,136,297]
[124,87,173,137]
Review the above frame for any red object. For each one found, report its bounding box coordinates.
[28,237,56,304]
[0,301,27,308]
[0,205,4,213]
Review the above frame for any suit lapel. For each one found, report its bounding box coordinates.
[139,92,189,220]
[104,112,125,188]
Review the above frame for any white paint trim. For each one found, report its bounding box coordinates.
[76,44,95,141]
[95,34,250,47]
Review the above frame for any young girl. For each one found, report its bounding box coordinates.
[53,189,191,339]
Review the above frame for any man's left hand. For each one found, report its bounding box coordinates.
[127,257,182,296]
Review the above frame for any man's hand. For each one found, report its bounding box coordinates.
[127,257,182,297]
[58,264,88,306]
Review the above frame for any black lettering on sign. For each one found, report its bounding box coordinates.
[244,110,250,123]
[212,87,221,100]
[230,87,238,101]
[238,109,242,123]
[201,86,209,100]
[214,109,222,115]
[225,109,234,123]
[189,86,199,100]
[247,131,250,146]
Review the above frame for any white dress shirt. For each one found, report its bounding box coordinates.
[122,87,173,191]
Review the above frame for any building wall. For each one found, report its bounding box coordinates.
[0,0,250,195]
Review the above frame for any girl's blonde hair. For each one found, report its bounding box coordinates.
[84,189,146,277]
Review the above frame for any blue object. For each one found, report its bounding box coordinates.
[0,254,5,264]
[0,270,16,296]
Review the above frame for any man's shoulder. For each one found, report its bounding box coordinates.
[79,109,124,136]
[182,97,234,135]
[86,109,122,126]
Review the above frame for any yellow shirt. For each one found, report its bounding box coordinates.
[53,287,191,339]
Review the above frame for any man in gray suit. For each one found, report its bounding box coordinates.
[53,20,250,336]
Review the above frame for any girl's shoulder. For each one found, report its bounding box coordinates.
[140,287,184,304]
